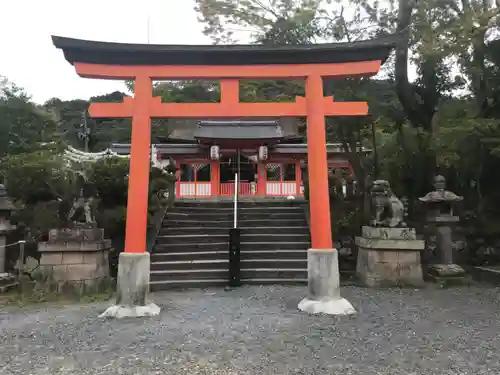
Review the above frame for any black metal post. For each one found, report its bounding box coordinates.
[228,228,241,287]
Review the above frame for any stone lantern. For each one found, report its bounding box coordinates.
[0,184,16,274]
[419,175,465,280]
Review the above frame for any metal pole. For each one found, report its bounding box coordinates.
[18,240,25,295]
[147,14,151,44]
[233,173,238,229]
[237,149,241,184]
[83,110,89,153]
[371,121,379,179]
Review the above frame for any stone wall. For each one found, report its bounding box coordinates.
[38,228,111,292]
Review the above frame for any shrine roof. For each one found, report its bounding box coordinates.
[194,120,284,141]
[110,142,371,155]
[51,34,401,66]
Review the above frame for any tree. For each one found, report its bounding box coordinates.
[0,78,60,157]
[194,0,324,44]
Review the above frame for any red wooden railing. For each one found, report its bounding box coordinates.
[220,182,253,196]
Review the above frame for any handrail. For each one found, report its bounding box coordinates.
[233,173,239,228]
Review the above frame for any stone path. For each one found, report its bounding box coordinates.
[0,285,499,374]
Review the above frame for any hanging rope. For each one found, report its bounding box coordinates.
[0,240,26,249]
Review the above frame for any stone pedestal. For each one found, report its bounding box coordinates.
[426,216,466,282]
[100,252,160,318]
[298,249,356,315]
[38,226,111,291]
[355,226,425,287]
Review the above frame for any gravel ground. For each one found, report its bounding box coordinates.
[0,285,499,375]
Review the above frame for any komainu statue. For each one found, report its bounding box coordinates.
[67,171,96,225]
[370,180,406,227]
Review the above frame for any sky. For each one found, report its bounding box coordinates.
[0,0,214,103]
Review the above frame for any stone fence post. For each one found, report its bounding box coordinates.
[0,184,16,274]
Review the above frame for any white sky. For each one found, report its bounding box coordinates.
[0,0,213,103]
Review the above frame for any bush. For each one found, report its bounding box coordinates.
[1,149,67,204]
[90,157,129,207]
[302,169,363,241]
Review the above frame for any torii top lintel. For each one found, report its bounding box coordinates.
[51,35,400,80]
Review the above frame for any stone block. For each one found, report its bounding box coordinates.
[38,228,111,288]
[428,264,465,278]
[62,252,84,265]
[361,226,417,240]
[356,226,425,288]
[66,264,98,281]
[115,252,151,306]
[355,236,425,250]
[49,264,69,281]
[40,252,62,266]
[48,228,104,243]
[83,252,99,265]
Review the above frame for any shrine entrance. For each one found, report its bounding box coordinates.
[219,152,257,196]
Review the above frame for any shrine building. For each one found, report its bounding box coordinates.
[111,119,364,198]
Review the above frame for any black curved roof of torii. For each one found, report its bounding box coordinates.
[51,34,401,66]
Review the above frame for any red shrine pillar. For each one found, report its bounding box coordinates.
[298,75,354,316]
[124,75,152,253]
[305,75,333,250]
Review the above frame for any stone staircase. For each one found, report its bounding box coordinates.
[150,199,310,291]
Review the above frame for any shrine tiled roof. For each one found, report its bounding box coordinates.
[194,120,283,141]
[51,34,401,66]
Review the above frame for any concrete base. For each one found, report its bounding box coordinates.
[100,252,160,319]
[298,297,355,315]
[100,303,160,318]
[298,249,356,315]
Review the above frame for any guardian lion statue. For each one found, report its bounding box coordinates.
[370,180,406,228]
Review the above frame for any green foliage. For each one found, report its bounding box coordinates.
[0,81,61,156]
[1,149,67,204]
[90,158,130,207]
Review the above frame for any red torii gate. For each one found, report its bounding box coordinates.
[53,35,396,316]
[82,62,377,253]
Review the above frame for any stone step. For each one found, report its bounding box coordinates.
[151,251,228,262]
[163,219,232,227]
[151,259,228,271]
[154,242,229,253]
[156,234,229,244]
[239,234,310,243]
[151,249,306,262]
[159,226,309,236]
[173,200,304,208]
[150,268,307,282]
[241,268,308,279]
[150,258,307,271]
[234,212,306,220]
[150,279,228,291]
[165,211,305,220]
[156,233,310,245]
[150,268,228,281]
[163,218,306,227]
[149,277,306,291]
[240,249,307,260]
[241,278,307,285]
[169,205,303,213]
[240,241,310,251]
